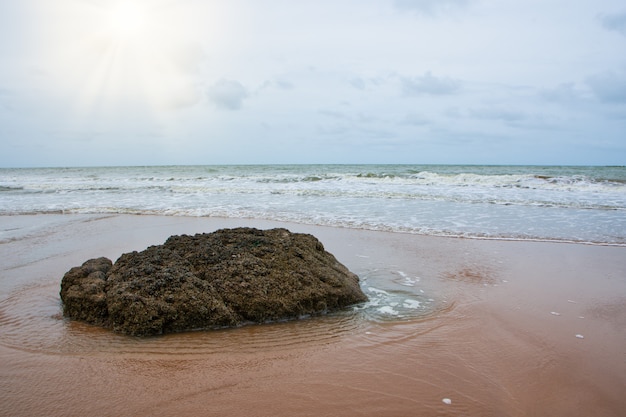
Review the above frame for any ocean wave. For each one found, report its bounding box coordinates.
[241,171,626,195]
[0,186,24,192]
[3,166,625,191]
[2,165,625,245]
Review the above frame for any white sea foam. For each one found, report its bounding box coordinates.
[367,287,390,296]
[396,271,420,287]
[358,279,432,322]
[377,306,399,316]
[403,299,421,309]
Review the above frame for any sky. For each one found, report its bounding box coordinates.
[1,0,625,167]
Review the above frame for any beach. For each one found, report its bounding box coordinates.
[1,214,624,416]
[2,0,625,411]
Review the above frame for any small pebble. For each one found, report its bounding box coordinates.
[575,334,584,339]
[442,398,452,405]
[550,312,561,316]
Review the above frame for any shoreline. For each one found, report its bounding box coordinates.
[3,212,624,248]
[1,214,625,416]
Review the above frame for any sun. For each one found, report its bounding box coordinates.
[52,0,213,119]
[107,1,147,41]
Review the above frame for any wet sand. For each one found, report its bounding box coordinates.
[1,214,625,417]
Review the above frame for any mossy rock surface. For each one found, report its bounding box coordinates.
[60,227,367,336]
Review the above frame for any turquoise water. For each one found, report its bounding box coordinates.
[1,164,625,245]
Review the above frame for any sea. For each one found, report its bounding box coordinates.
[1,164,625,245]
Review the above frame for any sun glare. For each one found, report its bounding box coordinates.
[55,0,215,120]
[108,2,146,40]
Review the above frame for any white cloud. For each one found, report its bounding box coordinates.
[393,0,471,16]
[586,71,626,103]
[599,11,626,36]
[206,79,249,110]
[401,72,462,96]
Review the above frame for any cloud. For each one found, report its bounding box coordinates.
[257,77,297,96]
[159,42,208,76]
[316,123,350,137]
[468,107,557,131]
[349,75,388,91]
[540,83,582,103]
[401,113,430,126]
[469,107,527,122]
[599,11,626,36]
[260,77,295,92]
[318,109,348,119]
[163,83,203,110]
[273,78,295,90]
[586,71,626,103]
[444,107,463,119]
[206,79,249,110]
[350,77,366,90]
[0,87,16,112]
[393,0,471,16]
[401,72,462,96]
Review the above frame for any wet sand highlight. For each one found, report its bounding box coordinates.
[1,214,625,416]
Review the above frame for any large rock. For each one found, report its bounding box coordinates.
[60,227,367,336]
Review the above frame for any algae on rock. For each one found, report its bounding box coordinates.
[60,227,367,336]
